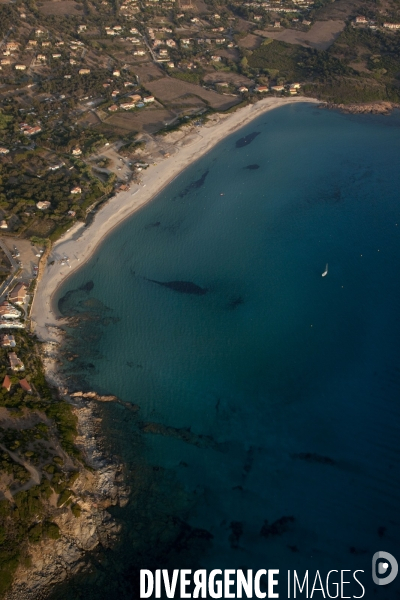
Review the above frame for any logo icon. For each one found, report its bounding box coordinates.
[372,552,398,586]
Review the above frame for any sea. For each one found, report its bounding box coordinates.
[50,103,400,599]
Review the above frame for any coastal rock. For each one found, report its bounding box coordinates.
[70,391,118,402]
[326,101,398,115]
[6,350,130,600]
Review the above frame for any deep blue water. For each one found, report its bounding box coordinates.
[52,104,400,599]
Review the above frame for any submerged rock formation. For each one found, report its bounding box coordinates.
[235,131,260,148]
[146,279,208,295]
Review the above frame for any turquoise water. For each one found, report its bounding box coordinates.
[52,104,400,599]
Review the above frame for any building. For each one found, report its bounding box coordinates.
[22,125,42,136]
[383,23,400,29]
[19,378,32,393]
[0,220,7,229]
[113,70,121,77]
[238,86,248,93]
[271,85,285,92]
[70,186,82,194]
[0,59,11,66]
[72,147,82,156]
[0,302,21,319]
[355,16,368,24]
[128,94,142,102]
[79,68,91,75]
[2,375,11,391]
[0,147,9,154]
[0,320,25,330]
[9,283,27,305]
[255,85,268,92]
[36,54,46,61]
[6,42,19,52]
[36,201,51,210]
[108,104,118,112]
[1,334,16,347]
[211,55,221,62]
[120,102,136,110]
[15,64,27,71]
[8,352,25,371]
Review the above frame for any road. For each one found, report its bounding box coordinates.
[0,239,19,301]
[0,239,19,271]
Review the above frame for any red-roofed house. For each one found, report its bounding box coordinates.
[19,378,32,393]
[2,375,11,391]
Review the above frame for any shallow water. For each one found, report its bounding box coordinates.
[52,104,400,599]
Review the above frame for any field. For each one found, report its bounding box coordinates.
[145,77,241,111]
[135,63,165,84]
[105,108,177,133]
[38,0,82,15]
[255,20,346,51]
[237,34,263,50]
[203,72,254,87]
[312,0,370,21]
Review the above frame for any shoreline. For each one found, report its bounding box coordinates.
[31,96,321,342]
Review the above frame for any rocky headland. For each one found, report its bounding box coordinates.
[4,341,130,600]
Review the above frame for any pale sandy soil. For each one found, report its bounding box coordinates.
[31,96,321,342]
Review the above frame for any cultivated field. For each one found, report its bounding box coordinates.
[313,0,368,21]
[146,77,240,110]
[38,0,82,15]
[135,63,165,84]
[203,72,254,87]
[105,108,176,133]
[255,20,346,51]
[238,34,263,50]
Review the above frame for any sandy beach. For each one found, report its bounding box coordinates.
[31,96,320,341]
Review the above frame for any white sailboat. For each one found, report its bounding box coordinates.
[322,263,328,277]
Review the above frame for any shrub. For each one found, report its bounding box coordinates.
[71,503,81,518]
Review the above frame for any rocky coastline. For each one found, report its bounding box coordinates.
[327,101,399,115]
[5,340,130,600]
